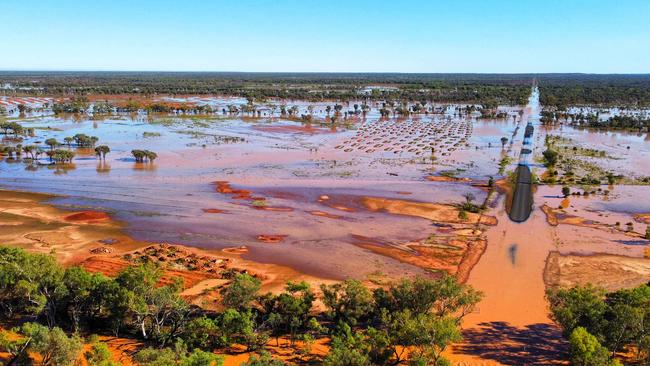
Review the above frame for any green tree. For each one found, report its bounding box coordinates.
[569,327,612,366]
[373,276,482,321]
[220,273,261,310]
[62,266,108,332]
[543,149,559,167]
[323,323,372,366]
[94,145,110,159]
[259,281,316,346]
[85,340,119,366]
[406,313,461,366]
[220,309,268,351]
[241,351,285,366]
[145,150,158,162]
[45,138,59,150]
[181,316,221,350]
[547,285,607,339]
[95,279,131,336]
[134,347,177,366]
[73,134,99,147]
[115,263,188,343]
[52,149,75,163]
[0,330,29,364]
[0,247,67,326]
[321,279,374,326]
[20,322,83,366]
[603,285,650,356]
[132,149,158,163]
[180,349,223,366]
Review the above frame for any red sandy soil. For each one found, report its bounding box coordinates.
[223,246,249,255]
[257,234,288,243]
[64,210,110,222]
[541,204,559,226]
[542,204,647,240]
[80,256,214,290]
[253,206,294,212]
[215,182,295,212]
[202,208,227,213]
[361,196,498,226]
[307,210,343,219]
[426,175,472,183]
[351,235,487,283]
[214,181,253,200]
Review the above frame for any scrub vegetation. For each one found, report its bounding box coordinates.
[0,246,481,366]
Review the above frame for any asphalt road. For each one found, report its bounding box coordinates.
[509,165,533,222]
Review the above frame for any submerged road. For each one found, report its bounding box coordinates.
[509,165,533,222]
[508,85,539,222]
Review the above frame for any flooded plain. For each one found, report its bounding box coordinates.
[2,93,650,364]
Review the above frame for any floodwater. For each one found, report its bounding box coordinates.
[2,96,648,280]
[3,93,650,364]
[1,111,499,279]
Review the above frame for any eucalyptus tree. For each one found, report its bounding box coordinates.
[45,138,59,150]
[94,145,110,159]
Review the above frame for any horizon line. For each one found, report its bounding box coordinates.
[1,70,649,76]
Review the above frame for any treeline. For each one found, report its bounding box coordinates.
[541,111,650,131]
[3,72,650,107]
[0,246,482,366]
[548,283,650,365]
[538,74,650,108]
[0,72,534,105]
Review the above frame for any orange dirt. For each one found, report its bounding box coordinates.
[223,246,249,255]
[361,196,498,226]
[254,206,294,212]
[79,256,214,290]
[307,210,343,219]
[64,210,110,222]
[202,208,227,213]
[541,204,559,226]
[214,181,253,199]
[351,235,486,282]
[426,175,472,183]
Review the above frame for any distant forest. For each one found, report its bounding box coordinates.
[1,72,650,107]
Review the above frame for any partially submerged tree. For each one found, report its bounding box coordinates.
[73,133,99,147]
[132,149,157,163]
[45,138,59,150]
[94,145,110,159]
[52,149,75,164]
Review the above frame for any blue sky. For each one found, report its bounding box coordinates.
[0,0,648,73]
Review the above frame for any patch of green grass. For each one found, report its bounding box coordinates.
[251,200,267,207]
